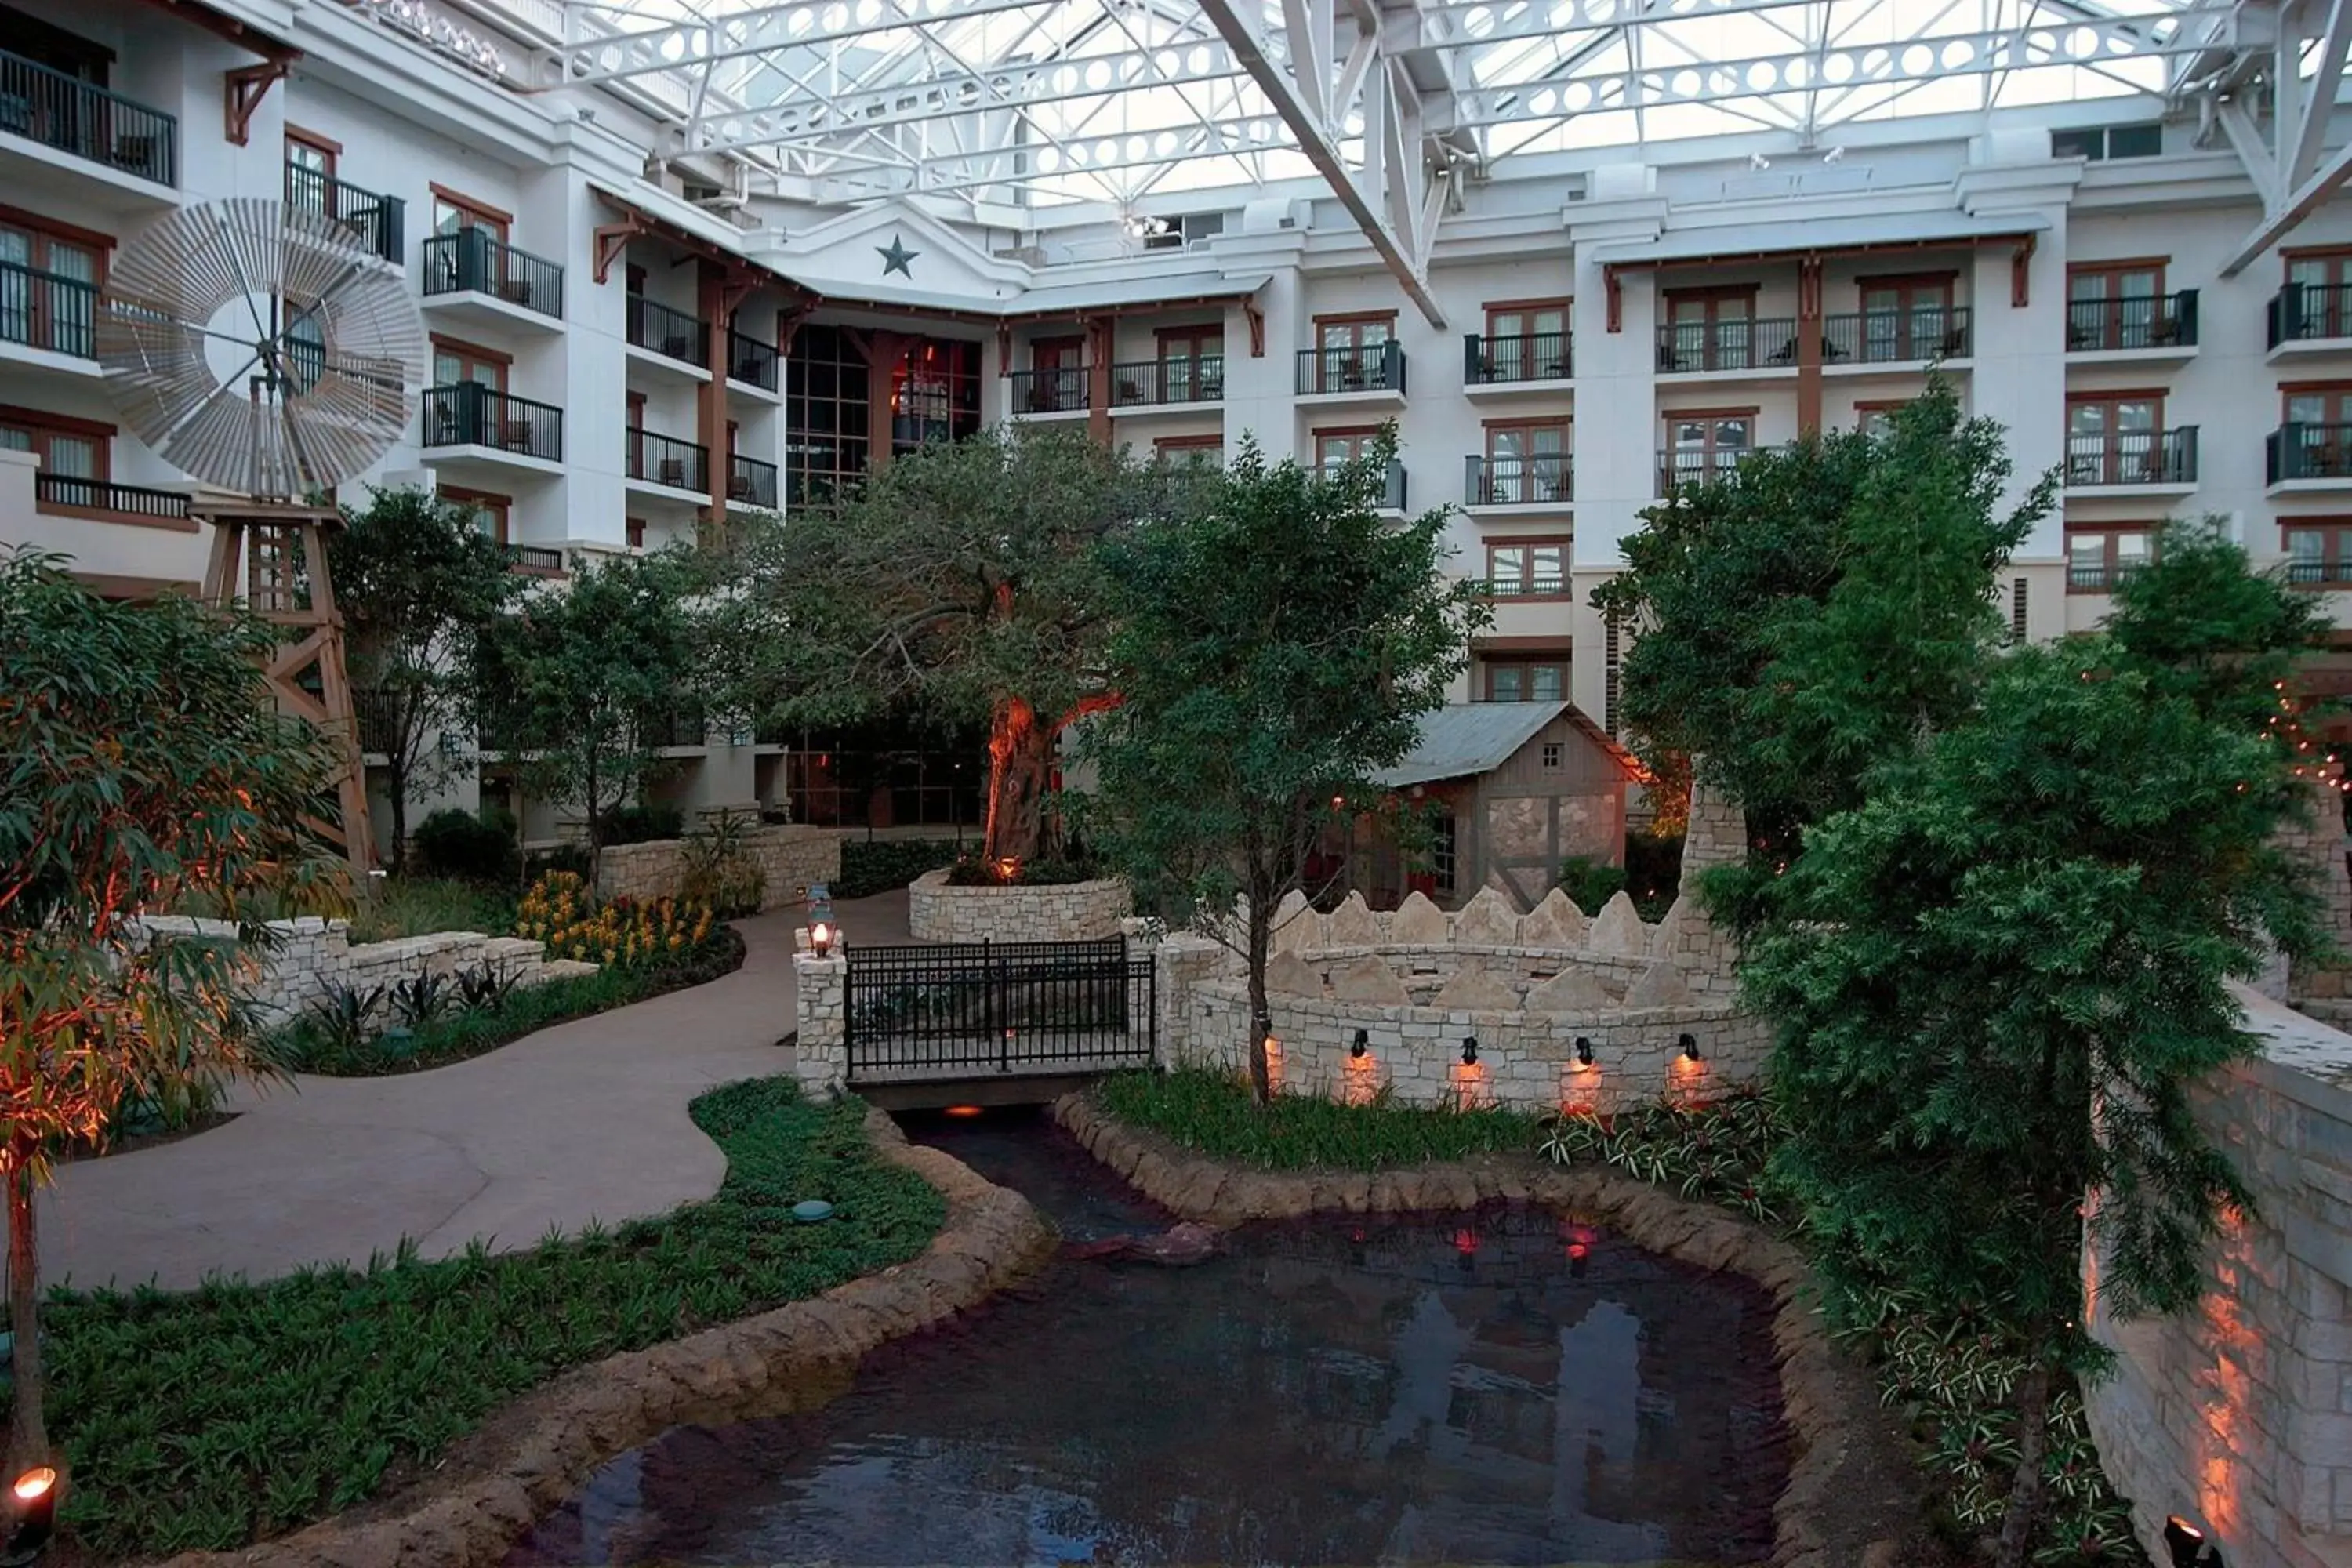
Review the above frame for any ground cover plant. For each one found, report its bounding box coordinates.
[1098,1066,1540,1170]
[44,1079,942,1559]
[830,838,962,898]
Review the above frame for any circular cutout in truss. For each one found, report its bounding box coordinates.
[96,196,426,499]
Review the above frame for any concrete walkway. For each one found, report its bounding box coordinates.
[38,890,915,1292]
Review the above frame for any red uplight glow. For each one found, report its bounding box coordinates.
[13,1466,56,1501]
[1567,1242,1590,1262]
[1453,1228,1479,1256]
[944,1105,983,1119]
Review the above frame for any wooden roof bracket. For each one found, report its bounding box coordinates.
[592,216,651,285]
[1244,300,1265,357]
[224,56,292,147]
[1605,266,1623,333]
[2012,233,2037,307]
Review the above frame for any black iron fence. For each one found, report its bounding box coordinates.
[1009,365,1087,413]
[1,256,95,357]
[626,294,710,366]
[844,938,1156,1084]
[422,230,562,318]
[1296,340,1406,395]
[2288,559,2352,586]
[1464,330,1571,384]
[1465,452,1571,505]
[627,429,709,492]
[0,48,176,184]
[2269,422,2352,484]
[2064,427,2198,487]
[728,328,779,390]
[285,163,403,263]
[1657,446,1748,492]
[422,383,564,459]
[1822,306,1973,363]
[728,452,778,506]
[34,473,188,521]
[1109,356,1224,405]
[2269,282,2352,348]
[1656,317,1798,372]
[2068,291,2197,351]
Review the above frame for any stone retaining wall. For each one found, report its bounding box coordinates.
[158,1108,1057,1568]
[596,825,842,912]
[906,867,1131,944]
[134,916,571,1027]
[1054,1093,1918,1568]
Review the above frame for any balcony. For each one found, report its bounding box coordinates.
[1820,307,1973,367]
[285,163,403,265]
[420,230,562,327]
[1109,356,1224,409]
[1476,572,1568,598]
[2066,562,2147,594]
[353,688,401,757]
[420,383,563,466]
[727,328,779,394]
[626,295,710,376]
[1462,331,1571,397]
[0,47,176,192]
[1008,365,1087,417]
[2268,423,2352,491]
[2067,292,2198,361]
[1465,453,1573,508]
[1,256,96,363]
[2064,428,2197,492]
[728,452,778,509]
[1296,342,1406,405]
[2288,560,2352,587]
[505,543,565,575]
[1314,457,1408,514]
[1657,447,1751,492]
[1656,318,1798,376]
[34,472,189,523]
[2267,282,2352,355]
[626,430,710,496]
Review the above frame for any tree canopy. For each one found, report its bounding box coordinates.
[1082,430,1483,1098]
[710,424,1196,865]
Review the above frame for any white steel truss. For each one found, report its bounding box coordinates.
[2174,0,2352,270]
[535,0,2281,302]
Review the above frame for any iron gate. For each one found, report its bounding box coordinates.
[842,937,1156,1084]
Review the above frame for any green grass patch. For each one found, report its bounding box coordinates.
[275,927,746,1076]
[46,1077,945,1560]
[343,877,518,945]
[1097,1066,1542,1171]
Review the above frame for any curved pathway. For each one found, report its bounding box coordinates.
[38,890,914,1292]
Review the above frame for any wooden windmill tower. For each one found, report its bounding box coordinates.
[96,198,428,875]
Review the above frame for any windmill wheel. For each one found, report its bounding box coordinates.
[96,197,426,500]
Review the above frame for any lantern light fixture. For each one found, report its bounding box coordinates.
[1350,1029,1369,1060]
[1574,1036,1595,1067]
[808,919,834,957]
[1679,1033,1701,1063]
[1461,1036,1478,1066]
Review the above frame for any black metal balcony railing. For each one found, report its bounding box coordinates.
[1009,365,1087,414]
[2288,559,2352,586]
[627,430,710,493]
[2268,282,2352,349]
[2269,423,2352,485]
[0,47,176,185]
[727,328,779,390]
[2067,291,2198,352]
[1479,574,1567,598]
[0,256,95,358]
[354,688,401,755]
[1465,452,1573,506]
[285,163,403,264]
[2064,427,2198,487]
[1658,446,1751,492]
[506,544,565,574]
[421,230,562,319]
[420,383,563,461]
[1821,307,1973,364]
[1109,356,1225,406]
[728,452,779,507]
[1314,457,1408,512]
[1463,330,1571,385]
[1296,341,1407,396]
[34,472,189,521]
[2066,562,2149,593]
[1656,318,1798,373]
[626,294,710,368]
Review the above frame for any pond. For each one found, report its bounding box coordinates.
[507,1105,1788,1567]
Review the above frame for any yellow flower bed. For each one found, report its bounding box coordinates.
[514,870,720,967]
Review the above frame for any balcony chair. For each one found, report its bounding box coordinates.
[728,474,754,501]
[2067,322,2096,350]
[0,94,30,135]
[661,333,691,361]
[659,458,688,488]
[499,276,535,307]
[503,417,534,451]
[1937,324,1969,357]
[1117,379,1144,405]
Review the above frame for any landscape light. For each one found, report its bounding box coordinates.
[1351,1029,1369,1060]
[1461,1037,1478,1066]
[5,1466,56,1564]
[808,920,834,957]
[1679,1033,1701,1063]
[1574,1036,1595,1067]
[2163,1515,2211,1568]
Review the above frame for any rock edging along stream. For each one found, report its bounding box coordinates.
[154,1107,1057,1568]
[1053,1091,1913,1568]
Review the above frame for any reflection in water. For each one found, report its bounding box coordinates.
[509,1109,1786,1568]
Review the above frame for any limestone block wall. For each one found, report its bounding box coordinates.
[594,826,842,912]
[906,869,1131,944]
[792,953,848,1096]
[133,916,558,1026]
[2084,993,2352,1568]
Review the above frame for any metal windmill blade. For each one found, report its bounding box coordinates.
[96,197,426,499]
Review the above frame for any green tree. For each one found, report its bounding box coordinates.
[1082,433,1483,1100]
[1739,523,2328,1563]
[0,551,340,1472]
[1592,380,2049,850]
[328,487,521,871]
[479,548,704,884]
[711,425,1189,866]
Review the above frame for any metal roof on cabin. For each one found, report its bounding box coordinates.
[1373,702,1571,789]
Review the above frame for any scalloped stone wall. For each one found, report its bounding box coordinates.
[906,868,1131,944]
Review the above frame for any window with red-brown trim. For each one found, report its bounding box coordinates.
[1154,432,1222,464]
[2,405,191,530]
[1155,325,1221,361]
[2065,390,2165,484]
[2283,517,2352,588]
[0,205,107,356]
[429,184,510,241]
[1855,399,1904,436]
[1484,537,1569,598]
[1660,285,1759,372]
[1312,425,1381,470]
[1661,406,1755,488]
[1483,656,1569,703]
[285,126,339,180]
[1480,417,1570,503]
[438,483,510,546]
[430,335,509,392]
[626,516,647,550]
[2065,522,2158,593]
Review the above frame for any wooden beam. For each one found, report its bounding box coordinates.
[223,59,289,147]
[592,218,649,285]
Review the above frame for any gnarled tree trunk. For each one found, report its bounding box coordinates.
[7,1146,45,1474]
[983,697,1056,867]
[1992,1357,2054,1568]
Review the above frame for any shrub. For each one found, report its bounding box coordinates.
[942,852,1100,887]
[411,808,519,883]
[831,838,960,898]
[1623,829,1684,917]
[600,803,684,847]
[523,842,592,882]
[514,871,718,968]
[1097,1068,1540,1171]
[1555,855,1627,914]
[679,809,767,918]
